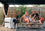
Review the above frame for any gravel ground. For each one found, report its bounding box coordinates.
[0,26,16,31]
[0,26,45,31]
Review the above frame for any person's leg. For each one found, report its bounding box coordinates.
[32,18,35,22]
[38,20,42,23]
[24,18,29,23]
[33,19,35,22]
[25,18,30,28]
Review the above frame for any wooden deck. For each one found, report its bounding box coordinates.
[17,23,43,29]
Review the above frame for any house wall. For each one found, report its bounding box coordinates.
[7,7,45,20]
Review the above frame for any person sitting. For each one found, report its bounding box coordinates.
[31,11,42,23]
[21,11,29,23]
[40,17,44,23]
[29,15,32,22]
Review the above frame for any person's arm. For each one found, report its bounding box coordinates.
[3,4,9,17]
[32,15,36,22]
[32,15,36,19]
[23,15,26,20]
[3,4,6,17]
[22,15,25,19]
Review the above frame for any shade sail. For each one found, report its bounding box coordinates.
[0,0,45,4]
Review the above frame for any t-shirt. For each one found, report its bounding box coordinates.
[31,13,40,21]
[23,14,28,19]
[31,13,39,17]
[29,17,32,21]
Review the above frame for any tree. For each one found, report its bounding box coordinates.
[16,6,31,17]
[17,6,26,17]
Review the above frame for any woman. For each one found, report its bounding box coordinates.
[22,11,29,23]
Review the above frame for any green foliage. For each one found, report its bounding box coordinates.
[0,8,4,25]
[16,6,31,17]
[17,6,26,17]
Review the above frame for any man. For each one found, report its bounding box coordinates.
[31,11,41,23]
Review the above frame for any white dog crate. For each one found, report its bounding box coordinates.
[4,17,14,28]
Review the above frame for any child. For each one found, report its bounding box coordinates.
[25,15,32,28]
[29,15,32,22]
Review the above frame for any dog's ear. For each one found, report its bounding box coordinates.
[16,16,19,18]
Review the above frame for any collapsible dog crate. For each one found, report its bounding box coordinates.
[4,17,14,28]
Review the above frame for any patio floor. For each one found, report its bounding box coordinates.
[0,25,16,31]
[16,27,45,31]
